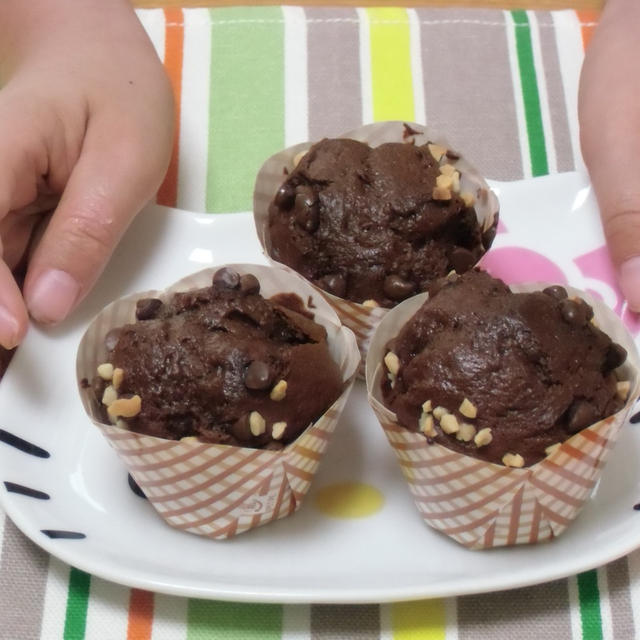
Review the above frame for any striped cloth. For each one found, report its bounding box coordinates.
[3,6,636,640]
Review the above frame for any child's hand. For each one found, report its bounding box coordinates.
[0,0,174,348]
[579,0,640,311]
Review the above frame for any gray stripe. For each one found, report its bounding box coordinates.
[607,558,636,639]
[0,518,49,640]
[458,579,571,639]
[310,604,380,639]
[305,8,362,140]
[535,10,575,173]
[417,8,523,181]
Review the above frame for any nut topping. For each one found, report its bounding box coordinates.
[436,174,453,190]
[458,398,477,419]
[107,395,142,419]
[440,413,460,434]
[461,192,475,207]
[271,421,287,440]
[502,452,525,468]
[428,143,447,161]
[384,352,400,376]
[545,442,561,456]
[112,367,124,391]
[456,422,476,442]
[362,299,379,308]
[419,412,436,437]
[101,385,117,406]
[432,406,447,420]
[616,380,631,401]
[249,411,266,436]
[474,427,493,447]
[421,400,433,413]
[270,380,288,401]
[432,186,452,201]
[97,363,114,380]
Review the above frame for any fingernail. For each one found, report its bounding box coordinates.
[0,305,20,349]
[620,256,640,312]
[27,269,80,324]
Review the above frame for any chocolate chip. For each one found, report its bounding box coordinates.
[104,328,122,352]
[445,149,461,161]
[294,187,319,233]
[543,285,568,300]
[560,299,588,326]
[481,222,497,249]
[449,247,476,274]
[244,360,273,390]
[239,273,260,295]
[229,414,252,441]
[320,273,347,298]
[605,342,627,371]
[274,183,296,210]
[566,399,599,433]
[135,297,163,321]
[383,274,416,301]
[213,268,241,290]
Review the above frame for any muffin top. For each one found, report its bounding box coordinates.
[267,138,494,308]
[381,270,628,467]
[92,268,344,450]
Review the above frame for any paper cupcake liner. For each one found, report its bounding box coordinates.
[77,264,360,539]
[365,283,640,549]
[253,121,500,375]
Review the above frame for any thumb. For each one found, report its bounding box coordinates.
[579,0,640,311]
[23,115,170,324]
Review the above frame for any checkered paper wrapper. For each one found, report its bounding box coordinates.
[76,264,360,539]
[365,283,640,550]
[253,121,500,376]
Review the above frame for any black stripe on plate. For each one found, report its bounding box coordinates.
[40,530,86,540]
[0,429,50,458]
[630,411,640,424]
[3,482,49,500]
[128,473,147,499]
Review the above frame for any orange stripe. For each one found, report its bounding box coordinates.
[576,10,599,50]
[506,485,524,545]
[157,8,184,207]
[127,589,154,640]
[529,501,542,544]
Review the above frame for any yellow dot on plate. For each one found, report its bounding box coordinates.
[314,482,385,519]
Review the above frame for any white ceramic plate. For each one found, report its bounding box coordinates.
[1,172,640,604]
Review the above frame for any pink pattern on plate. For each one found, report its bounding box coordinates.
[479,247,567,285]
[574,246,640,335]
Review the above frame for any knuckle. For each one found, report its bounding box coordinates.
[602,207,640,263]
[63,202,116,256]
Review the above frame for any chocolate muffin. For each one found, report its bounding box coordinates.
[92,267,344,449]
[267,137,494,308]
[380,270,629,467]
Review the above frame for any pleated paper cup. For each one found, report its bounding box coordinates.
[365,283,640,549]
[77,264,360,539]
[253,121,500,375]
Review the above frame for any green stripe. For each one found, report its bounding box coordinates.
[577,570,603,640]
[187,600,282,639]
[511,10,548,176]
[63,568,90,640]
[207,7,285,213]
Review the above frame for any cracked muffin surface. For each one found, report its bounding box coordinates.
[381,270,628,466]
